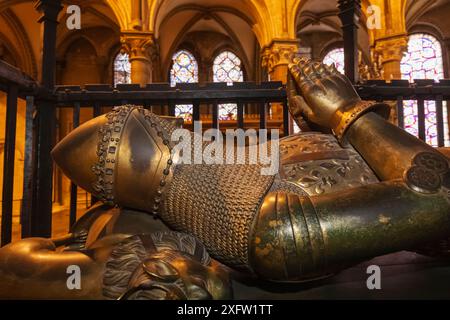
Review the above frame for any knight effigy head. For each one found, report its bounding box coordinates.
[52,105,183,214]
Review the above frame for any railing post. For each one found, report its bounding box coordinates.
[1,85,18,246]
[396,96,405,129]
[338,0,361,83]
[237,101,244,129]
[20,96,35,238]
[436,95,445,147]
[212,100,219,129]
[417,99,426,142]
[193,101,200,122]
[260,101,267,130]
[282,100,290,137]
[30,0,63,237]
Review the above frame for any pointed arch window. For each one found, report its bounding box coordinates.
[401,33,449,146]
[170,50,199,120]
[113,52,131,86]
[322,48,345,74]
[213,51,244,120]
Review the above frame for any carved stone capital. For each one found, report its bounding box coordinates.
[261,40,300,74]
[120,32,156,63]
[374,35,408,64]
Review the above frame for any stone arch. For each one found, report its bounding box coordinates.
[159,8,256,81]
[0,8,37,78]
[149,0,273,46]
[60,37,101,84]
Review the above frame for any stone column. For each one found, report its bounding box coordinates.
[374,34,408,80]
[261,40,299,119]
[130,0,142,30]
[444,39,450,78]
[120,32,155,86]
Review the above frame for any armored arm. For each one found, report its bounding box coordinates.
[246,57,450,282]
[286,55,447,182]
[250,179,450,281]
[346,112,447,182]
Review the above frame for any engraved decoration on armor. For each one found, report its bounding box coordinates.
[406,152,450,194]
[92,105,136,204]
[279,132,379,195]
[91,106,176,213]
[139,109,176,216]
[413,152,449,174]
[405,166,441,194]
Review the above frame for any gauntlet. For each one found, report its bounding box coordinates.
[287,55,390,143]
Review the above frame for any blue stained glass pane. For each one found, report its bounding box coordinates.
[213,51,244,120]
[170,50,199,121]
[114,52,131,86]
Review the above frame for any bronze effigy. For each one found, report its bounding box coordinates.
[1,57,450,298]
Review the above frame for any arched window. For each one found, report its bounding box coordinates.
[113,52,131,86]
[170,50,199,120]
[213,51,244,120]
[323,48,345,74]
[401,33,448,146]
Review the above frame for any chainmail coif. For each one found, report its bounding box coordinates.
[162,130,277,269]
[163,162,274,269]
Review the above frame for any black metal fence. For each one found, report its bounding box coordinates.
[1,58,450,246]
[358,79,450,147]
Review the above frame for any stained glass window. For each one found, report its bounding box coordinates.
[170,50,199,121]
[213,51,244,120]
[401,33,449,146]
[323,48,345,74]
[113,52,131,86]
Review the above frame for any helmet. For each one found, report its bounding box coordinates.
[52,105,183,215]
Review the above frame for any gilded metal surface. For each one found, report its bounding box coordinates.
[405,166,442,194]
[404,152,449,194]
[413,152,449,174]
[53,105,181,215]
[137,108,177,215]
[279,132,379,195]
[51,113,109,196]
[38,55,450,291]
[269,178,308,196]
[250,191,328,281]
[287,56,389,142]
[0,237,105,299]
[249,179,450,282]
[332,100,390,142]
[346,112,449,181]
[0,209,231,300]
[163,161,274,269]
[67,203,172,250]
[103,232,231,300]
[91,105,135,204]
